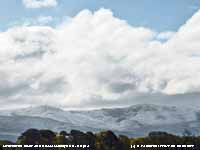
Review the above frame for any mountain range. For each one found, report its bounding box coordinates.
[0,104,200,141]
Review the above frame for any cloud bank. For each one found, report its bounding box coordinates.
[23,0,58,8]
[0,9,200,109]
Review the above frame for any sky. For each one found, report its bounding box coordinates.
[0,0,200,109]
[1,0,200,31]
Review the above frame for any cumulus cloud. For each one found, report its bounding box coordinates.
[23,0,58,8]
[0,8,200,109]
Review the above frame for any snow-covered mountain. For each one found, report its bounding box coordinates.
[0,104,200,141]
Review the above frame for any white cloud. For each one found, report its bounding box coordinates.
[23,0,58,8]
[1,8,200,108]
